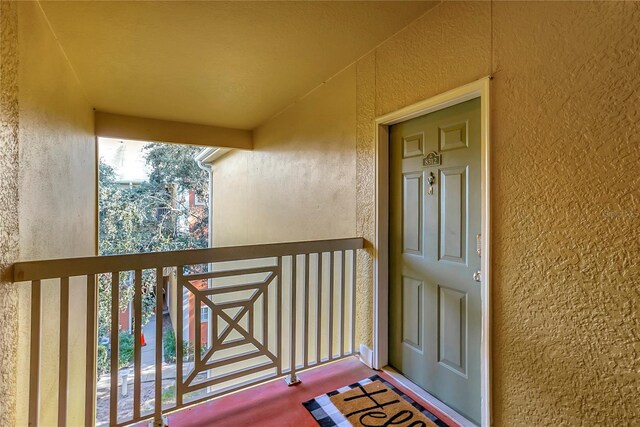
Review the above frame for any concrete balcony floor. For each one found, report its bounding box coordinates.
[165,356,459,427]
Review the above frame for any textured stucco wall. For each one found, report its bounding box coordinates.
[17,1,95,261]
[214,1,639,423]
[0,2,20,425]
[13,2,96,426]
[489,3,639,424]
[212,66,357,246]
[355,0,493,351]
[355,53,376,348]
[354,1,639,424]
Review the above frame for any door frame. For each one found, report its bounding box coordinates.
[373,77,491,426]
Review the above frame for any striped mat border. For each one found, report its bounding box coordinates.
[302,374,449,427]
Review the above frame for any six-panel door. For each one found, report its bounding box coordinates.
[389,98,482,424]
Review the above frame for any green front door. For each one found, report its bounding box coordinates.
[389,98,482,424]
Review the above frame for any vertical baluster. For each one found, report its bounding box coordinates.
[248,298,254,337]
[303,254,310,368]
[110,272,119,425]
[328,252,334,361]
[211,302,218,357]
[276,257,283,376]
[133,270,142,420]
[291,255,296,371]
[262,276,267,349]
[340,251,346,358]
[85,275,97,427]
[176,266,184,406]
[194,294,201,369]
[351,250,357,355]
[58,277,69,427]
[29,280,41,427]
[286,255,299,385]
[316,253,322,364]
[154,268,163,425]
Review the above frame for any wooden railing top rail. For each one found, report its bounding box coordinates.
[13,237,364,282]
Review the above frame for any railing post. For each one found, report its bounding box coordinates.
[150,416,168,427]
[133,270,142,420]
[176,266,184,406]
[340,251,346,358]
[285,256,300,385]
[85,274,97,427]
[351,249,357,355]
[109,272,120,426]
[58,277,70,427]
[277,257,283,377]
[154,268,164,427]
[262,276,267,351]
[29,280,41,427]
[303,253,310,368]
[316,253,322,364]
[328,252,334,361]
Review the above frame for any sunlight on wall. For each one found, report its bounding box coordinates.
[15,2,96,426]
[361,2,639,423]
[2,1,638,425]
[212,2,640,424]
[212,66,357,247]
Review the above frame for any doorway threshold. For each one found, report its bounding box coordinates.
[382,366,478,427]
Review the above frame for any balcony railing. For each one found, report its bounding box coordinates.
[14,237,364,427]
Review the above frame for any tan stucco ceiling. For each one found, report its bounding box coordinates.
[39,1,437,130]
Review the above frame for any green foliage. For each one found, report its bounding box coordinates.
[144,143,209,200]
[162,328,196,363]
[98,142,208,257]
[118,332,135,368]
[97,345,109,375]
[183,339,194,362]
[97,143,209,343]
[161,385,176,402]
[163,329,176,363]
[96,272,158,340]
[163,328,176,363]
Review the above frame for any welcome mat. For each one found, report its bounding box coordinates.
[303,375,450,427]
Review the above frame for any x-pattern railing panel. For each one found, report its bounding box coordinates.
[13,238,363,427]
[180,265,280,396]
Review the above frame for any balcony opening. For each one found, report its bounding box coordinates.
[19,139,363,427]
[97,138,210,425]
[98,137,210,256]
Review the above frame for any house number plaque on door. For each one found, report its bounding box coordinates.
[423,151,441,167]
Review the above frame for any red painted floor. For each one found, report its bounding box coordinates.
[167,357,458,427]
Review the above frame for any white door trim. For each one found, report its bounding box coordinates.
[383,366,477,427]
[373,77,491,426]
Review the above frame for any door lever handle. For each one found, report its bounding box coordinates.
[473,270,481,282]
